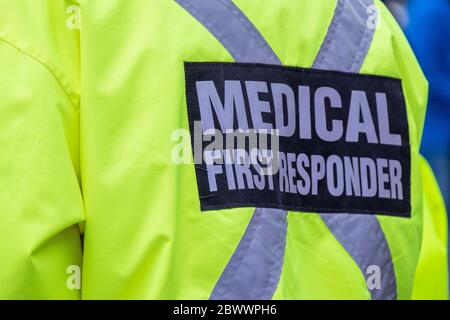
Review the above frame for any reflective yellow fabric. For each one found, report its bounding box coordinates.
[0,0,446,300]
[0,0,83,299]
[412,157,448,300]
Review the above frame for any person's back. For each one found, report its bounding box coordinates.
[0,0,446,299]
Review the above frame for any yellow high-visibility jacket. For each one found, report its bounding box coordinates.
[0,0,447,299]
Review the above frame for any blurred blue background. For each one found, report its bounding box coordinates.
[383,0,450,289]
[384,0,450,209]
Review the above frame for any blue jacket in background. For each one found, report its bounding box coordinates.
[405,0,450,154]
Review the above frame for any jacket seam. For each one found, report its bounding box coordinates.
[0,35,79,110]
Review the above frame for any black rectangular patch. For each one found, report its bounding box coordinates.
[184,62,411,217]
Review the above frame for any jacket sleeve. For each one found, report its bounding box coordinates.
[412,157,449,300]
[0,0,84,299]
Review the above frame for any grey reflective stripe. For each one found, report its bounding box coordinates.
[210,209,288,300]
[175,0,281,65]
[321,214,397,300]
[175,0,287,300]
[315,0,397,300]
[314,0,375,73]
